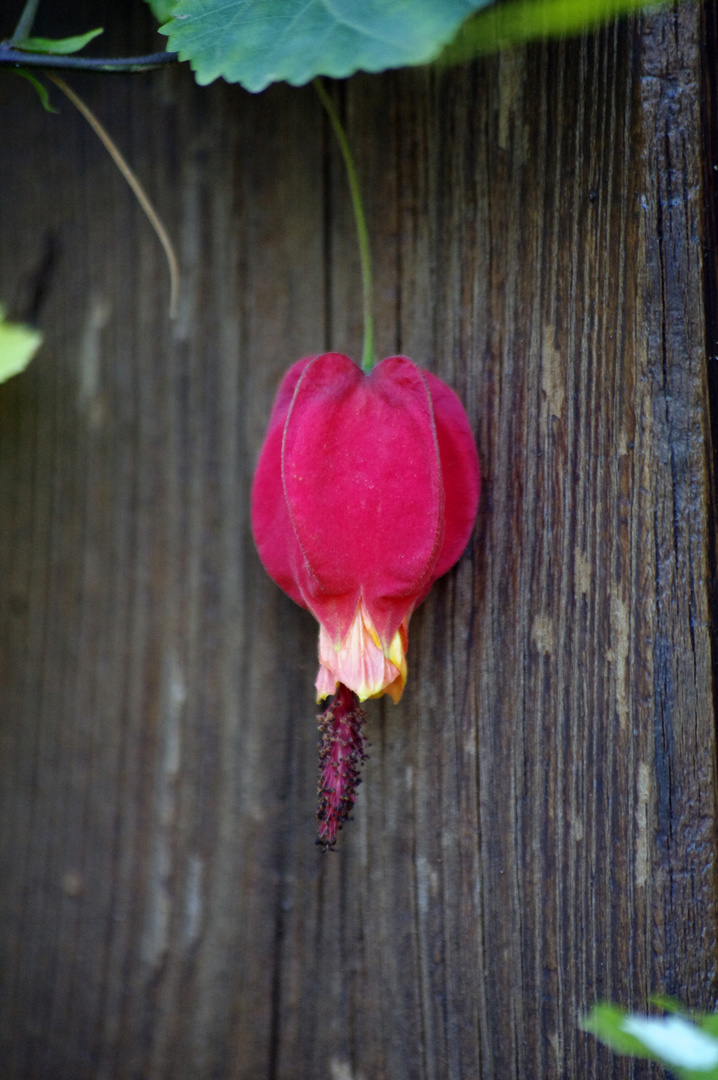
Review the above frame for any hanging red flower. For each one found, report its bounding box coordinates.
[251,352,480,847]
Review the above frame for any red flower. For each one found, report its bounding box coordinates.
[251,352,480,705]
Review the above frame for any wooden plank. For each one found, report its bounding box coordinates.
[0,1,716,1077]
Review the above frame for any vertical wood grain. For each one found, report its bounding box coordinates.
[0,1,717,1078]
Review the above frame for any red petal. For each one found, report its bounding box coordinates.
[423,371,481,583]
[282,354,444,647]
[251,357,315,609]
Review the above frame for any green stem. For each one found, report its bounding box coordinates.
[12,0,41,41]
[0,44,179,71]
[314,78,374,374]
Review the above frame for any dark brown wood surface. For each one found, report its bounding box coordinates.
[1,2,717,1077]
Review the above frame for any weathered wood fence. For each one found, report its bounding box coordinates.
[1,0,717,1076]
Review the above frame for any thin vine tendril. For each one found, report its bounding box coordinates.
[47,72,179,319]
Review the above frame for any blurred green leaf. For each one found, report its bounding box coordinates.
[582,1004,718,1080]
[581,1005,659,1060]
[699,1015,718,1041]
[160,0,494,91]
[15,70,57,113]
[439,0,666,62]
[14,28,104,56]
[144,0,178,23]
[650,996,692,1015]
[0,309,42,384]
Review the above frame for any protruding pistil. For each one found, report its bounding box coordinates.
[316,683,368,850]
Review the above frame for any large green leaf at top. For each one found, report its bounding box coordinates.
[438,0,664,63]
[160,0,494,91]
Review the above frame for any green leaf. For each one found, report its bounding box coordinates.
[159,0,494,91]
[649,995,695,1017]
[144,0,178,22]
[15,70,58,113]
[581,1005,660,1060]
[701,1015,718,1041]
[14,27,104,56]
[582,1004,718,1080]
[438,0,665,62]
[0,309,42,384]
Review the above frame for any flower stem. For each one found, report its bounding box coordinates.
[314,78,374,374]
